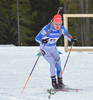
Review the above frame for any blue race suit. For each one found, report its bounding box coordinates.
[35,23,72,78]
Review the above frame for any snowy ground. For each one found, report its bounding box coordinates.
[0,45,93,100]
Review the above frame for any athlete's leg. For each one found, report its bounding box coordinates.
[50,47,62,78]
[41,48,59,89]
[42,49,56,77]
[50,47,64,88]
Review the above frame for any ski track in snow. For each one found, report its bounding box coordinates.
[0,46,93,100]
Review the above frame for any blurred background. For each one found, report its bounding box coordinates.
[0,0,93,46]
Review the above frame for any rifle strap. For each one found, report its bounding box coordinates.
[42,22,62,39]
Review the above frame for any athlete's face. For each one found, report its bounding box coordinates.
[53,22,62,30]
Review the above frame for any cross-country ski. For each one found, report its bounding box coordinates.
[47,87,83,99]
[49,87,83,92]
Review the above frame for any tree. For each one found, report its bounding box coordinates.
[85,0,90,46]
[80,0,90,46]
[0,0,61,46]
[10,0,38,46]
[60,0,91,46]
[0,0,9,44]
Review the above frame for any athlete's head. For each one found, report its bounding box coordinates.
[53,14,62,30]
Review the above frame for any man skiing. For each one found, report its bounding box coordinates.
[35,14,77,89]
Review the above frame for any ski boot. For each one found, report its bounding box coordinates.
[51,76,59,89]
[57,77,65,89]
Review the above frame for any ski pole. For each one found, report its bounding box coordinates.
[22,44,45,93]
[62,42,74,75]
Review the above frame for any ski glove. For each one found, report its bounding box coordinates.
[71,37,77,42]
[41,38,49,44]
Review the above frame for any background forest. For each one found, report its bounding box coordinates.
[0,0,93,46]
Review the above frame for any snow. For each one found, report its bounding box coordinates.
[0,45,93,100]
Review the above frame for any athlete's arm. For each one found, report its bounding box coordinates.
[35,24,50,44]
[61,25,72,41]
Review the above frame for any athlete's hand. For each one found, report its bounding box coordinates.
[71,37,77,42]
[41,38,49,43]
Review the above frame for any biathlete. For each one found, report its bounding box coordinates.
[35,14,77,89]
